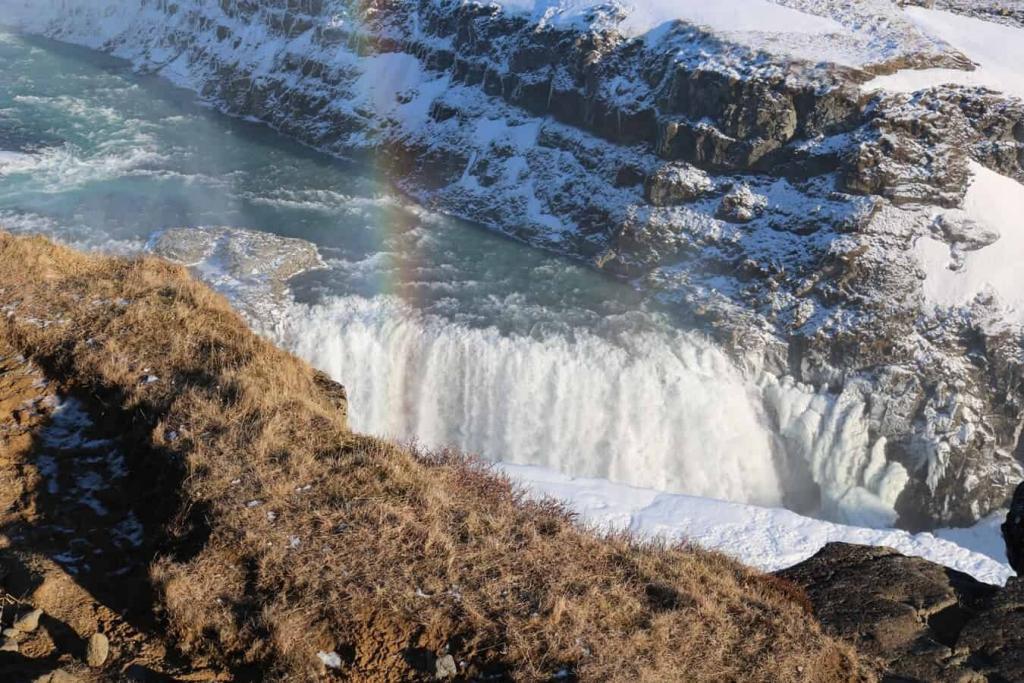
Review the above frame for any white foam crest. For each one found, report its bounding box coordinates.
[0,150,40,174]
[0,141,168,192]
[0,210,146,255]
[13,94,126,126]
[242,188,403,214]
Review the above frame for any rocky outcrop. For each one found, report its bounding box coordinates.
[6,0,1024,527]
[905,0,1024,30]
[1002,482,1024,575]
[147,226,325,318]
[843,87,1024,206]
[779,542,1024,682]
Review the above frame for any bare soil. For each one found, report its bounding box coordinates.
[0,347,230,682]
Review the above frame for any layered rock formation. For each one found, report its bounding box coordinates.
[3,0,1024,527]
[781,542,1024,681]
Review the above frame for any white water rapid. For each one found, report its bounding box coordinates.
[267,295,908,526]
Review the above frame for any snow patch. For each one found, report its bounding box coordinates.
[916,163,1024,321]
[865,7,1024,100]
[498,462,1014,585]
[505,0,846,37]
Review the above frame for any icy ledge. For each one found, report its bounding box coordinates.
[497,462,1014,585]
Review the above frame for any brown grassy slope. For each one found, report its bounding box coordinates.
[0,232,869,682]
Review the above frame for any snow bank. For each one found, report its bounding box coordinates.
[916,162,1024,322]
[0,0,964,75]
[491,0,986,70]
[506,0,845,37]
[498,462,1014,585]
[866,7,1024,100]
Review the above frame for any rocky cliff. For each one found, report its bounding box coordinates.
[781,541,1024,681]
[3,0,1024,528]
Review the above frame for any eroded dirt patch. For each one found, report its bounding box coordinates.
[0,345,227,682]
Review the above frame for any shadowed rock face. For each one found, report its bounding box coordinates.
[905,0,1024,30]
[7,0,1024,527]
[1002,482,1024,575]
[779,542,1024,682]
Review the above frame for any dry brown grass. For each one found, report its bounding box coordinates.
[0,232,870,682]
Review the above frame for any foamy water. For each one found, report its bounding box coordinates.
[270,295,785,506]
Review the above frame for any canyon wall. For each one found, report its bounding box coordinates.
[4,0,1024,527]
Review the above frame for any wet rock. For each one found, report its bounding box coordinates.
[85,632,110,667]
[12,607,42,633]
[778,542,1024,681]
[148,226,324,297]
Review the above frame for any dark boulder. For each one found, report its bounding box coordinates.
[778,543,1024,682]
[1001,481,1024,575]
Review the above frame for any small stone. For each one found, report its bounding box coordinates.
[435,654,457,679]
[317,650,342,669]
[716,184,767,223]
[2,627,22,641]
[0,638,18,652]
[12,607,43,633]
[644,164,713,206]
[85,632,110,667]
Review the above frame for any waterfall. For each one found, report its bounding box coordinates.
[268,294,786,507]
[267,294,908,526]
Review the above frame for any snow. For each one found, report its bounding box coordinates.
[937,512,1009,563]
[487,0,978,69]
[506,0,846,37]
[498,462,1014,585]
[916,162,1024,322]
[865,7,1024,101]
[0,0,947,78]
[317,651,342,669]
[350,52,451,131]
